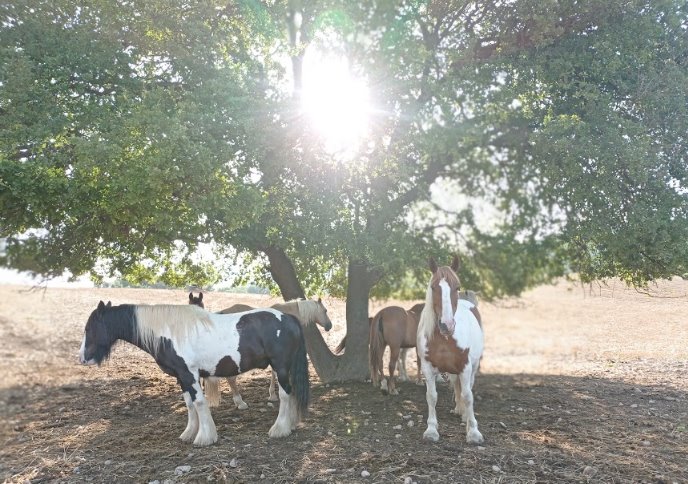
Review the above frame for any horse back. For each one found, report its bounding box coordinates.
[375,306,415,347]
[233,310,304,373]
[219,303,255,314]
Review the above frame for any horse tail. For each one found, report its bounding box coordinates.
[369,314,383,379]
[290,330,310,419]
[204,377,221,407]
[334,335,347,354]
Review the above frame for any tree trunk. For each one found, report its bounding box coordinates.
[262,245,305,301]
[263,247,379,383]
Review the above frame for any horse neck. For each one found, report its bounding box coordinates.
[103,305,138,347]
[274,301,312,326]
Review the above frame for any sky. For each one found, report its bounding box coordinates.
[0,267,94,287]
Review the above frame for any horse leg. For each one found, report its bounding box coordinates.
[415,349,423,385]
[227,376,248,410]
[179,391,200,443]
[268,369,293,438]
[386,346,401,395]
[190,380,218,446]
[398,348,409,382]
[459,364,483,444]
[370,342,383,388]
[449,374,466,423]
[268,370,279,402]
[420,359,440,441]
[204,377,221,407]
[178,377,217,446]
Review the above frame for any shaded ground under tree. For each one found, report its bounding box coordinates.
[0,281,686,483]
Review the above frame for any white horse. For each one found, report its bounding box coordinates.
[416,256,484,444]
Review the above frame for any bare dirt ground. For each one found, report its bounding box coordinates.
[0,279,687,483]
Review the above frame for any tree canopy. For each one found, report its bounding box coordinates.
[2,1,687,380]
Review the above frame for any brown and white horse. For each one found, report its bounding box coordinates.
[417,256,484,444]
[202,298,332,407]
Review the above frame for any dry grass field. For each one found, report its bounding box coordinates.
[0,279,686,483]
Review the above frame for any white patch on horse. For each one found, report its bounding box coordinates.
[78,335,85,362]
[78,335,96,365]
[439,278,455,328]
[276,329,281,338]
[452,301,483,357]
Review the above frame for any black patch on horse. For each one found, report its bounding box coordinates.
[153,337,200,400]
[214,355,239,376]
[232,311,304,394]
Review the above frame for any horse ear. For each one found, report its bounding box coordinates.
[198,292,203,300]
[106,301,112,307]
[189,292,193,301]
[97,300,105,311]
[451,255,461,272]
[318,297,322,304]
[429,257,438,274]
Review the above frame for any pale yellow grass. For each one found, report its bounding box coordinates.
[0,278,686,391]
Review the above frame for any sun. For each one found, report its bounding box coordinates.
[301,53,370,154]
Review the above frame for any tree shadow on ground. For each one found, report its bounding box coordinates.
[1,371,686,483]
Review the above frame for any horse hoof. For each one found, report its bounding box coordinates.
[389,388,399,395]
[268,425,292,438]
[268,395,279,402]
[193,432,218,447]
[179,432,195,443]
[466,429,484,445]
[237,402,249,410]
[179,427,198,443]
[423,429,440,442]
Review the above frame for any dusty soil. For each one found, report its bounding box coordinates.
[0,279,686,483]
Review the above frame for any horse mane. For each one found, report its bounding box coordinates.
[134,305,213,356]
[273,299,317,326]
[418,266,459,342]
[295,299,320,327]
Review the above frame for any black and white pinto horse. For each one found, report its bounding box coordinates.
[79,301,309,446]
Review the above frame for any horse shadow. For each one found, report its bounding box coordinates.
[1,371,685,482]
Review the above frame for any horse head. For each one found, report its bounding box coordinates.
[188,292,204,308]
[428,256,461,337]
[79,300,114,365]
[314,297,333,331]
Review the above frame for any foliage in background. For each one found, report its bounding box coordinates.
[1,0,686,299]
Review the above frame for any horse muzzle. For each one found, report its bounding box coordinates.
[78,352,97,366]
[438,319,455,337]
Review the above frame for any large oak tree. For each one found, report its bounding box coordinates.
[2,1,686,381]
